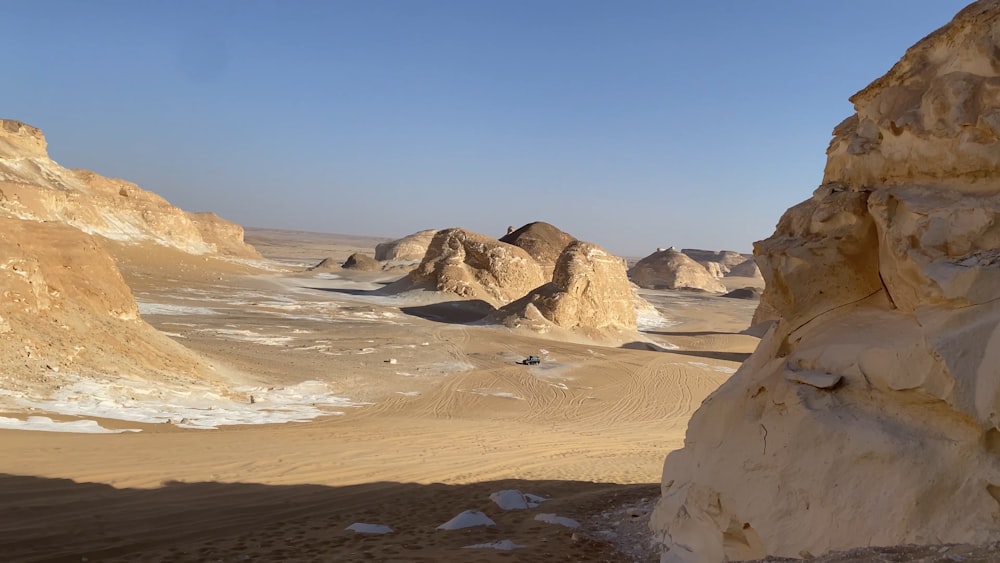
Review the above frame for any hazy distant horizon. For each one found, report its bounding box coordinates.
[8,1,971,257]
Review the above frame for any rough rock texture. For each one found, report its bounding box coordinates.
[308,257,340,272]
[681,249,749,277]
[0,119,259,258]
[499,221,577,278]
[0,217,214,396]
[341,252,380,271]
[652,3,1000,561]
[401,228,546,307]
[374,229,437,264]
[629,249,727,293]
[496,241,637,336]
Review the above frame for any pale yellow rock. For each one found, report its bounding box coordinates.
[497,241,638,337]
[652,2,1000,561]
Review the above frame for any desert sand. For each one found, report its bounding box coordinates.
[0,227,760,562]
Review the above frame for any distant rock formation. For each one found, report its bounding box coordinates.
[629,248,727,293]
[400,228,546,307]
[308,257,339,271]
[499,221,577,278]
[374,229,437,264]
[496,241,637,336]
[341,253,380,271]
[0,119,259,258]
[681,249,749,277]
[0,217,214,396]
[652,3,1000,561]
[727,258,763,278]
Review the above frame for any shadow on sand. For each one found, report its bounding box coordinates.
[0,473,657,562]
[621,342,752,363]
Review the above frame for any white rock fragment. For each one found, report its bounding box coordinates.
[437,510,496,530]
[345,523,393,534]
[463,540,526,550]
[534,513,580,528]
[490,489,546,510]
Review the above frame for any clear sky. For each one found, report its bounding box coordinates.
[6,1,972,256]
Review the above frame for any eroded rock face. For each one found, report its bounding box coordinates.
[0,217,214,395]
[374,229,437,264]
[0,119,259,258]
[404,228,546,307]
[629,249,727,293]
[497,241,637,335]
[652,3,1000,561]
[499,221,577,278]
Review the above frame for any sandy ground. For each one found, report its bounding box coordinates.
[0,229,763,562]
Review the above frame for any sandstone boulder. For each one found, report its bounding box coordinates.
[499,221,577,278]
[727,258,763,278]
[651,3,1000,561]
[497,241,637,336]
[400,228,546,307]
[629,248,727,293]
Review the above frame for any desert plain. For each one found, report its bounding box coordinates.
[0,227,762,562]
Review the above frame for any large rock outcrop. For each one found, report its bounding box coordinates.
[0,119,259,258]
[496,241,637,337]
[652,3,1000,561]
[374,229,437,264]
[629,248,727,293]
[499,221,577,278]
[400,228,546,307]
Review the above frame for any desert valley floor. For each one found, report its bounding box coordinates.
[0,228,762,563]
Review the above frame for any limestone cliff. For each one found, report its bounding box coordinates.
[651,2,1000,561]
[0,119,259,258]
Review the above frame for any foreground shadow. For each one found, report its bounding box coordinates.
[0,473,657,563]
[621,342,752,363]
[399,300,497,324]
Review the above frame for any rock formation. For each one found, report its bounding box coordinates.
[374,229,437,264]
[0,217,214,396]
[499,221,577,278]
[400,228,546,307]
[0,119,259,258]
[496,241,637,336]
[681,249,749,277]
[629,248,727,293]
[651,3,1000,561]
[341,252,380,271]
[727,258,763,279]
[721,287,761,300]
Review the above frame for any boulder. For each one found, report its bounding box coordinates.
[496,241,637,336]
[681,249,749,277]
[401,228,546,307]
[629,248,727,293]
[499,221,577,278]
[651,3,1000,561]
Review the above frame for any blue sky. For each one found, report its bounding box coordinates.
[6,1,972,256]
